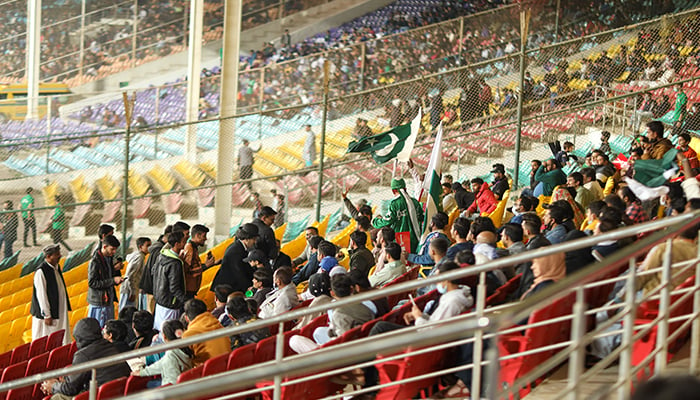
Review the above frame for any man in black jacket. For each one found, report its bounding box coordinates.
[252,206,279,261]
[452,183,474,212]
[490,163,510,201]
[348,230,375,277]
[152,230,188,330]
[40,318,130,398]
[87,235,124,328]
[212,223,259,293]
[139,225,172,313]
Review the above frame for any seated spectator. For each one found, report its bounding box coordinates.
[497,223,526,257]
[534,159,567,197]
[292,235,323,285]
[543,203,569,245]
[592,214,621,259]
[618,186,649,224]
[226,297,270,349]
[103,319,131,353]
[250,268,273,309]
[211,284,234,320]
[371,227,395,274]
[133,319,194,386]
[582,167,604,201]
[348,231,375,277]
[258,267,299,319]
[130,310,158,350]
[563,230,596,275]
[294,273,333,329]
[441,183,457,214]
[581,200,606,233]
[567,172,595,211]
[118,305,137,344]
[677,133,700,171]
[508,196,535,225]
[407,212,449,267]
[182,299,231,367]
[473,231,509,283]
[289,274,375,354]
[520,252,566,300]
[465,178,498,216]
[453,182,475,212]
[317,241,345,276]
[243,249,271,274]
[40,318,131,398]
[490,163,510,200]
[348,269,390,318]
[445,218,473,261]
[369,242,406,288]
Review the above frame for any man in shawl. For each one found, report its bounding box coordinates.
[372,178,424,253]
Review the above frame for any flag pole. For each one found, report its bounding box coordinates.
[392,159,398,180]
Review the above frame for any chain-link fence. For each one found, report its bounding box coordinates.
[0,4,698,270]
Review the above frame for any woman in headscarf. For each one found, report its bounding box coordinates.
[520,253,566,301]
[551,185,585,228]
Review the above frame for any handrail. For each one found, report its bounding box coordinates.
[0,211,697,395]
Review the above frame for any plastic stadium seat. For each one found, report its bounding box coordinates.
[1,360,28,383]
[97,377,127,400]
[47,344,72,371]
[28,337,47,359]
[254,336,277,363]
[202,352,229,376]
[10,343,30,365]
[124,375,153,395]
[45,330,65,353]
[5,384,33,400]
[176,365,203,383]
[26,352,49,400]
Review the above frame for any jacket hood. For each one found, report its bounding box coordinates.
[451,286,474,310]
[74,318,103,349]
[190,312,224,331]
[171,347,193,365]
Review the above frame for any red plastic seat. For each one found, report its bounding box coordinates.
[10,343,30,365]
[375,346,448,400]
[1,361,27,382]
[124,375,153,395]
[299,314,328,339]
[254,336,276,363]
[202,352,229,376]
[27,337,47,359]
[5,385,33,400]
[97,377,127,400]
[47,344,72,371]
[44,330,65,353]
[227,343,256,370]
[0,351,13,371]
[176,366,203,383]
[26,353,49,400]
[73,391,89,400]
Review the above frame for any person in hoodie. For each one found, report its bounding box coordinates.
[133,319,194,386]
[40,318,131,399]
[465,178,498,217]
[152,230,188,330]
[182,299,231,367]
[140,225,172,313]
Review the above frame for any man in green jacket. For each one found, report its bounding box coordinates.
[51,197,71,251]
[372,178,424,253]
[534,159,567,197]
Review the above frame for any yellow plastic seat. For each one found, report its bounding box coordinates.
[42,182,59,207]
[70,175,94,203]
[147,165,177,192]
[174,160,207,187]
[128,171,151,197]
[96,175,120,201]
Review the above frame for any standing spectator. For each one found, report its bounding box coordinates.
[20,187,38,247]
[182,224,217,300]
[303,124,316,167]
[140,225,172,313]
[40,318,131,399]
[253,206,279,261]
[1,200,18,259]
[119,237,152,312]
[212,223,259,293]
[280,29,291,48]
[31,244,71,345]
[87,235,124,328]
[238,139,258,189]
[372,178,424,253]
[152,231,188,330]
[258,267,299,319]
[273,195,286,229]
[182,299,231,367]
[51,196,71,251]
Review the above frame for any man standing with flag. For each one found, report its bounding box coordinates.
[372,178,424,253]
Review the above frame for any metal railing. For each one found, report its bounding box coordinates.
[0,211,697,400]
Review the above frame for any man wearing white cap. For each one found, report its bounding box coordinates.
[31,244,71,345]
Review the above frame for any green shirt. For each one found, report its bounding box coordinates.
[52,203,65,230]
[20,194,34,219]
[372,194,424,253]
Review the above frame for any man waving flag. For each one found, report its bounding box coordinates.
[347,110,422,164]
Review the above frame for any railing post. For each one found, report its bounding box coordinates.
[273,321,284,400]
[458,17,464,58]
[485,335,500,400]
[89,369,97,400]
[471,271,487,400]
[617,257,637,399]
[692,239,700,374]
[567,287,586,400]
[621,97,627,137]
[655,238,674,374]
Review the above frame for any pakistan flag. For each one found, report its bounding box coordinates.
[347,112,421,164]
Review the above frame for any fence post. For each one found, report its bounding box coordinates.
[132,0,138,68]
[655,238,674,374]
[618,257,637,399]
[566,288,586,400]
[121,92,134,257]
[513,9,530,191]
[315,60,330,222]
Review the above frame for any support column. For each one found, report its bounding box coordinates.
[26,0,42,120]
[215,0,242,239]
[185,0,205,161]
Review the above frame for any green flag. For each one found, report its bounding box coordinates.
[347,112,421,164]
